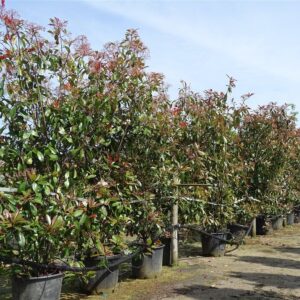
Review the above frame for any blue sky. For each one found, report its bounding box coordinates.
[6,0,300,118]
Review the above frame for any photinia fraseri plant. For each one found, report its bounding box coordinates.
[77,29,172,253]
[0,11,78,275]
[265,124,300,215]
[284,133,300,210]
[0,8,169,273]
[127,196,164,250]
[226,94,258,225]
[237,103,298,217]
[121,72,175,243]
[0,6,299,278]
[163,79,245,230]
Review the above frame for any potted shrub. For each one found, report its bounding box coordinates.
[0,192,71,300]
[0,10,136,298]
[266,204,284,231]
[170,79,244,256]
[227,199,257,240]
[128,199,165,279]
[237,103,298,235]
[65,26,167,293]
[72,196,131,295]
[0,7,170,296]
[0,11,88,299]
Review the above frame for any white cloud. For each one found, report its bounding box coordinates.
[84,0,300,84]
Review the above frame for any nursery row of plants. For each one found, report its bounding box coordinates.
[1,8,300,299]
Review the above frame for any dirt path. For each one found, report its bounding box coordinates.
[95,224,300,300]
[2,224,300,300]
[157,225,300,300]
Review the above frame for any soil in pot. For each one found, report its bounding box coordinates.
[271,216,283,230]
[82,255,121,295]
[201,232,227,257]
[12,272,63,300]
[287,212,295,225]
[132,245,165,279]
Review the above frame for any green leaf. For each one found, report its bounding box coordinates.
[100,206,108,217]
[86,174,96,179]
[22,132,31,140]
[18,182,27,193]
[51,216,64,230]
[26,157,33,165]
[45,108,51,117]
[49,154,58,161]
[74,210,84,217]
[31,130,38,137]
[29,203,38,216]
[17,232,26,247]
[66,137,73,143]
[59,127,66,135]
[48,146,57,155]
[33,196,43,205]
[79,149,85,159]
[44,186,51,195]
[9,106,17,118]
[36,151,44,162]
[32,183,38,192]
[0,75,5,97]
[55,163,61,172]
[79,213,87,225]
[0,148,5,158]
[46,214,51,225]
[64,179,70,188]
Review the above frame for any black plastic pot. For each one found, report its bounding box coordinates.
[282,216,287,227]
[294,210,300,223]
[12,273,63,300]
[287,212,295,225]
[227,224,249,239]
[256,215,273,235]
[271,216,283,230]
[256,215,265,235]
[161,237,172,266]
[132,245,165,279]
[83,255,120,295]
[201,232,227,257]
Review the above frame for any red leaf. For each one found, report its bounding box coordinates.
[179,121,187,128]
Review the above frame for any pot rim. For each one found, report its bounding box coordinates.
[85,253,123,261]
[152,244,165,250]
[13,272,64,282]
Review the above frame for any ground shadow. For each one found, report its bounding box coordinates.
[171,283,295,299]
[274,247,300,255]
[231,271,300,290]
[238,255,300,270]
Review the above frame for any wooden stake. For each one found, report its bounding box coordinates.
[251,217,256,237]
[171,189,179,266]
